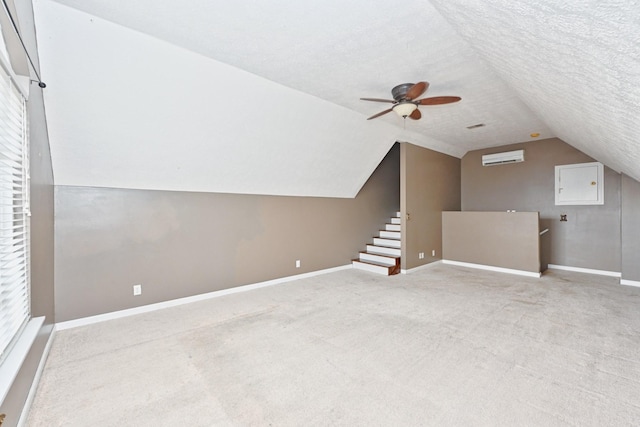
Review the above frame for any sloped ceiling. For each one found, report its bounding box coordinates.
[32,0,640,197]
[429,0,640,184]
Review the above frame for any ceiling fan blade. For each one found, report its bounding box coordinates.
[360,97,396,103]
[418,96,462,105]
[367,108,393,120]
[404,82,429,100]
[409,109,421,120]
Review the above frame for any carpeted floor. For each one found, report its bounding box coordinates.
[26,264,640,426]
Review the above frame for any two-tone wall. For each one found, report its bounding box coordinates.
[0,2,55,425]
[54,145,400,322]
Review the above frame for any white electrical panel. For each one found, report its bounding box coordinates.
[555,162,604,205]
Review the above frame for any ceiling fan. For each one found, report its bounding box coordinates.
[361,82,461,120]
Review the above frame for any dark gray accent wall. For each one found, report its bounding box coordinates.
[54,145,400,321]
[462,138,621,272]
[400,143,461,270]
[0,1,56,425]
[621,174,640,282]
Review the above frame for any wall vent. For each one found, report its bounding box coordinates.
[482,149,524,166]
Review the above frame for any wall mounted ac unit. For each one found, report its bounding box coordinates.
[481,149,524,166]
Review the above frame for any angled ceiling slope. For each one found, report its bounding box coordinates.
[34,0,556,197]
[34,0,422,198]
[43,0,552,152]
[36,1,639,197]
[430,0,640,183]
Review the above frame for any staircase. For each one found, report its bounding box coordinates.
[352,212,401,275]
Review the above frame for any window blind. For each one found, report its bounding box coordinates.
[0,63,30,365]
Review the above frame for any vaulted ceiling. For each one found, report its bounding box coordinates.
[32,0,640,197]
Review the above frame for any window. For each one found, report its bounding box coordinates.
[0,62,30,365]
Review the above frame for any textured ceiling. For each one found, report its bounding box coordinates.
[33,0,640,196]
[429,0,640,183]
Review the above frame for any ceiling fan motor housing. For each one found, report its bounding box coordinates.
[391,83,415,101]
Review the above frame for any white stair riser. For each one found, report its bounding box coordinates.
[395,211,401,217]
[352,261,391,275]
[373,238,401,248]
[390,217,401,225]
[359,252,397,266]
[385,224,401,231]
[366,245,401,257]
[379,230,401,239]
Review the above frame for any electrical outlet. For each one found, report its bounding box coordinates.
[295,260,301,268]
[133,284,142,296]
[418,252,424,259]
[432,249,436,257]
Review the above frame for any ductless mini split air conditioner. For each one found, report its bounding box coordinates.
[481,149,525,166]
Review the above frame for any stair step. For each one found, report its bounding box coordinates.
[380,230,401,239]
[373,237,401,248]
[359,252,399,266]
[352,259,398,275]
[366,244,401,257]
[353,210,402,276]
[385,223,401,232]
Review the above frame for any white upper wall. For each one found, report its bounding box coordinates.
[34,1,461,197]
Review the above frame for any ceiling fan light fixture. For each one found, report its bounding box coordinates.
[360,81,461,121]
[393,102,418,118]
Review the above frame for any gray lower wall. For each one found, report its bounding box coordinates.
[442,211,540,273]
[400,143,461,270]
[462,138,621,272]
[54,145,400,322]
[0,1,56,425]
[621,174,640,282]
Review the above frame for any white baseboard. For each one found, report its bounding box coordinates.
[401,260,441,274]
[620,279,640,288]
[17,325,56,427]
[547,264,621,278]
[442,260,541,278]
[56,265,352,331]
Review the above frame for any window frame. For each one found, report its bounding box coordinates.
[0,53,30,368]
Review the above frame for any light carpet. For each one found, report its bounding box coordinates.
[26,264,640,426]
